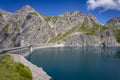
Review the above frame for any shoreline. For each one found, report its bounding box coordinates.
[22,43,120,57]
[22,43,65,57]
[12,43,65,80]
[10,54,52,80]
[5,43,120,80]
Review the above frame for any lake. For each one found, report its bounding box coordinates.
[26,47,120,80]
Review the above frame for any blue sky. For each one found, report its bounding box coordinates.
[0,0,120,24]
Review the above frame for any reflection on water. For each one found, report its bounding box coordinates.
[26,47,120,80]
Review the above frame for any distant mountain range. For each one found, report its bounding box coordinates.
[0,5,120,49]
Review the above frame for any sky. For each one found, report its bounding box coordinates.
[0,0,120,24]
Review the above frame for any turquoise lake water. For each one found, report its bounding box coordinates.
[26,47,120,80]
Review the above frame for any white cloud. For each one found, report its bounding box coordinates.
[87,0,120,11]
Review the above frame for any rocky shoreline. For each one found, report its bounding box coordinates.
[8,44,65,80]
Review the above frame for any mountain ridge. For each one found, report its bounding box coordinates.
[0,5,119,49]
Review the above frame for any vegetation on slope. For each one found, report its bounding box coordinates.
[49,25,79,43]
[44,16,51,22]
[44,16,58,23]
[29,12,39,16]
[113,29,120,43]
[14,22,20,32]
[78,23,107,35]
[2,23,10,33]
[49,22,107,43]
[0,54,32,80]
[105,17,120,43]
[106,24,120,43]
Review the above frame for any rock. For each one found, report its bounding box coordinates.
[64,30,117,47]
[0,5,119,48]
[84,14,99,28]
[64,32,100,46]
[105,17,120,29]
[0,10,13,21]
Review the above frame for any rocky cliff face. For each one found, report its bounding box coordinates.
[105,17,120,29]
[105,17,120,43]
[0,5,119,48]
[64,30,116,47]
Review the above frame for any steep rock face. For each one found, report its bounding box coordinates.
[84,14,99,28]
[16,5,55,46]
[15,13,55,46]
[47,10,101,41]
[0,12,20,48]
[59,10,85,27]
[0,5,119,48]
[105,17,120,29]
[64,30,117,47]
[0,5,55,48]
[48,10,117,46]
[0,10,12,30]
[105,17,120,43]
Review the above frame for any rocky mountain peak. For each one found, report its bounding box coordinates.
[22,5,32,9]
[105,17,120,28]
[73,10,83,15]
[0,5,119,48]
[59,11,71,17]
[14,5,39,21]
[21,5,34,11]
[59,10,84,17]
[16,5,35,14]
[86,13,99,24]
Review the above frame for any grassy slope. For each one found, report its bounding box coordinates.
[0,54,32,80]
[49,22,107,43]
[106,24,120,43]
[28,12,108,43]
[78,22,107,35]
[44,16,58,23]
[113,28,120,43]
[2,23,9,33]
[48,25,80,43]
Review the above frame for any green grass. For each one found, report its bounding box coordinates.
[113,29,120,43]
[48,33,62,43]
[14,22,20,32]
[2,23,10,33]
[79,24,107,35]
[49,22,108,43]
[78,23,108,35]
[51,16,58,23]
[29,12,39,16]
[0,54,32,80]
[107,25,120,43]
[49,25,80,43]
[65,18,71,26]
[44,16,58,23]
[43,16,51,22]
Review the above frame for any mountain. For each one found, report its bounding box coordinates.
[105,17,120,29]
[0,5,119,49]
[105,17,120,43]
